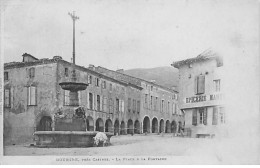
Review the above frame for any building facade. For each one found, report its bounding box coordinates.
[4,53,183,145]
[172,50,225,138]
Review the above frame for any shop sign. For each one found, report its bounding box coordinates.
[185,94,223,103]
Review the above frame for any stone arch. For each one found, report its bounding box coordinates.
[120,121,126,135]
[36,116,52,131]
[165,120,171,133]
[159,119,164,133]
[152,117,159,133]
[95,118,104,132]
[127,119,133,134]
[171,120,177,133]
[114,119,120,135]
[105,119,113,133]
[143,116,150,133]
[86,116,94,131]
[134,120,141,134]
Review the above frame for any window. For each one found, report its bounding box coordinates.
[88,93,93,110]
[198,108,207,125]
[144,94,148,108]
[4,88,11,107]
[137,101,140,113]
[167,101,170,113]
[151,86,153,91]
[116,98,119,113]
[64,90,70,105]
[133,99,136,113]
[102,81,106,89]
[110,83,112,91]
[212,106,225,125]
[150,96,153,109]
[214,79,221,92]
[4,72,8,81]
[28,68,35,78]
[220,107,225,124]
[95,78,100,87]
[109,98,113,113]
[88,75,92,84]
[155,97,158,110]
[172,103,175,114]
[192,109,197,126]
[122,100,125,113]
[195,75,205,95]
[27,86,36,105]
[97,95,101,111]
[103,96,108,112]
[161,100,164,112]
[65,68,69,77]
[128,98,131,112]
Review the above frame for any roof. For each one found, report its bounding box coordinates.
[4,55,143,90]
[93,66,178,93]
[171,49,223,69]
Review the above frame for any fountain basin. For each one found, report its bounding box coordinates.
[33,131,113,147]
[59,82,88,92]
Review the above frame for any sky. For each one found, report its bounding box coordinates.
[2,0,259,71]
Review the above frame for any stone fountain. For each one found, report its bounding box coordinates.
[33,12,113,147]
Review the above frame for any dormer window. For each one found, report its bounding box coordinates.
[4,72,8,81]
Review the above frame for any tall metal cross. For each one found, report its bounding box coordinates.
[68,11,79,65]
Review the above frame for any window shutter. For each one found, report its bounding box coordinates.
[198,75,205,94]
[87,92,90,109]
[122,100,124,113]
[65,90,70,106]
[203,108,207,125]
[192,109,197,125]
[30,86,36,105]
[212,107,218,125]
[194,76,198,94]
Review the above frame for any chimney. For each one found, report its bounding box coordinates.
[116,69,124,73]
[53,56,62,60]
[89,64,95,70]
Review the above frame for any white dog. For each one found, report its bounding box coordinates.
[93,132,109,147]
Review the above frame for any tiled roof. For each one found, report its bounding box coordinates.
[171,49,223,69]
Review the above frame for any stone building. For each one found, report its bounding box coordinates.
[93,66,184,135]
[172,50,225,138]
[4,53,183,145]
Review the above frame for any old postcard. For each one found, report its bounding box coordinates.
[0,0,259,165]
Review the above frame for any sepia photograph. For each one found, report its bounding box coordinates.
[0,0,259,165]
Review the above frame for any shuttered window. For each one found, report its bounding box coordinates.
[109,98,113,113]
[116,98,119,112]
[212,107,218,125]
[195,75,205,94]
[122,100,125,113]
[128,98,131,112]
[4,88,11,107]
[27,86,36,105]
[103,96,108,112]
[29,68,35,78]
[97,95,101,111]
[192,109,197,125]
[137,100,140,113]
[88,93,93,110]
